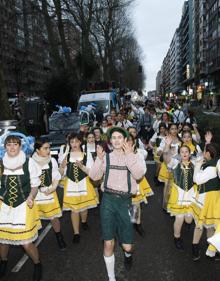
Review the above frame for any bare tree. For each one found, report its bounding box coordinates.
[41,0,65,71]
[91,0,135,83]
[0,64,11,120]
[62,0,97,87]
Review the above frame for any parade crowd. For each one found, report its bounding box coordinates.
[1,98,220,281]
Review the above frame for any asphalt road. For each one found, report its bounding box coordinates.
[3,164,220,281]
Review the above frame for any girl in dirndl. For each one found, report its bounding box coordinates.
[60,133,98,243]
[82,132,97,160]
[191,143,220,261]
[164,137,196,250]
[181,130,202,158]
[149,122,167,185]
[32,138,66,250]
[0,135,42,281]
[157,123,182,210]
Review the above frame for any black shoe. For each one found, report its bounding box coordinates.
[215,252,220,261]
[0,260,7,278]
[206,252,220,262]
[72,234,80,243]
[55,232,66,250]
[33,263,42,281]
[162,208,168,214]
[124,254,133,271]
[185,223,191,231]
[192,244,200,261]
[174,237,184,250]
[82,222,89,231]
[134,223,145,237]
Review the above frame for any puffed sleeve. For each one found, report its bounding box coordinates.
[28,158,41,187]
[167,158,179,170]
[193,164,217,185]
[86,152,94,169]
[157,138,165,153]
[51,157,61,181]
[150,132,158,144]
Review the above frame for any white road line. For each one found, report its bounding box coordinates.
[11,223,52,273]
[146,160,156,165]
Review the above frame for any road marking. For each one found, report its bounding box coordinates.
[11,223,52,273]
[146,160,156,165]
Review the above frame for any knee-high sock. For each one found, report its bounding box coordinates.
[104,254,115,280]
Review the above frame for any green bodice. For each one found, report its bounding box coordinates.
[66,153,87,182]
[40,161,52,187]
[0,160,31,207]
[173,162,194,191]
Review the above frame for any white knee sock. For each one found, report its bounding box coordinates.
[104,254,116,281]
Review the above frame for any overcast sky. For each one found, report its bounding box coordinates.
[131,0,185,92]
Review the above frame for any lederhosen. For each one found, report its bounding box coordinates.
[100,153,133,244]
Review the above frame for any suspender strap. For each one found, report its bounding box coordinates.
[104,153,110,191]
[127,169,131,193]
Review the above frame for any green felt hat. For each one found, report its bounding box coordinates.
[107,126,129,139]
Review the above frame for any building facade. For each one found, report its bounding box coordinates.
[0,0,54,97]
[206,0,220,105]
[169,28,183,94]
[158,0,220,105]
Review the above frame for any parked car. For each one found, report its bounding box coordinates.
[40,111,80,156]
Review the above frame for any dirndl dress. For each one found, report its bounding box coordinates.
[0,157,41,245]
[63,152,99,212]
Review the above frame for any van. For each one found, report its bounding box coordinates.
[77,90,120,117]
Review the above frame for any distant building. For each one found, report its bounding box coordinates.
[169,28,183,94]
[156,70,162,96]
[147,90,157,101]
[161,49,171,96]
[206,0,220,104]
[179,0,194,88]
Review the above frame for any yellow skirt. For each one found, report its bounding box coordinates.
[63,177,99,212]
[36,191,62,220]
[167,183,196,216]
[132,177,153,205]
[0,201,41,245]
[191,190,220,228]
[158,162,171,183]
